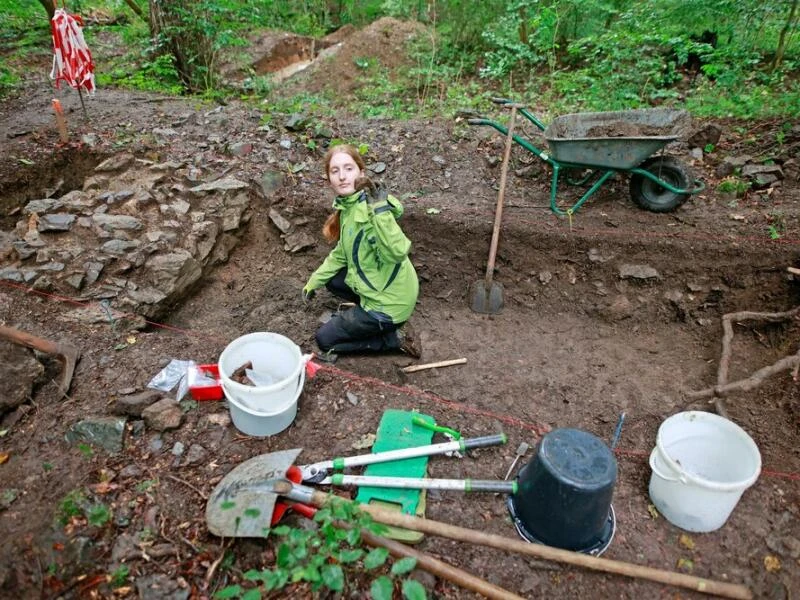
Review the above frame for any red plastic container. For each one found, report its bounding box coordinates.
[189,364,224,401]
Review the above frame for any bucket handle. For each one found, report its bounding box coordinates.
[648,448,686,483]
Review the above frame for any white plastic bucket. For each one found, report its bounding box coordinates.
[648,411,761,532]
[225,372,303,437]
[218,332,305,413]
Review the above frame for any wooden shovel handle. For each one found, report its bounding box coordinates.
[360,529,524,600]
[485,105,517,287]
[280,500,523,599]
[303,488,751,599]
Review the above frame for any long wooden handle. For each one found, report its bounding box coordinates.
[401,358,467,373]
[299,487,751,599]
[360,528,524,600]
[485,106,517,287]
[0,324,61,355]
[286,501,522,600]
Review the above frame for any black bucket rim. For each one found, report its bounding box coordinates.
[506,494,616,556]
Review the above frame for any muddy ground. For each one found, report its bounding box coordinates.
[1,18,800,600]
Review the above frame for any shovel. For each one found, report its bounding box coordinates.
[206,472,751,600]
[206,474,753,600]
[470,104,518,314]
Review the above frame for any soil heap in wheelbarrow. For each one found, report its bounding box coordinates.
[544,108,692,170]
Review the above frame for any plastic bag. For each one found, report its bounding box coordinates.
[147,359,197,401]
[245,368,275,387]
[188,365,218,388]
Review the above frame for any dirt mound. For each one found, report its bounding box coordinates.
[280,17,427,97]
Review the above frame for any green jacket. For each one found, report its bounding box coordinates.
[305,190,419,324]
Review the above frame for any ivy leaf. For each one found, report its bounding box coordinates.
[370,575,394,600]
[241,589,262,600]
[321,564,344,591]
[402,579,428,600]
[276,543,292,568]
[265,569,288,591]
[213,585,242,599]
[364,547,390,570]
[391,557,417,576]
[345,528,361,546]
[338,548,364,564]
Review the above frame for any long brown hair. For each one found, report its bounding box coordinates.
[322,144,366,243]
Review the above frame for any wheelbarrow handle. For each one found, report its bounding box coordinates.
[323,474,518,494]
[299,434,507,483]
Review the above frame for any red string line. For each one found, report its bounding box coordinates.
[1,280,798,482]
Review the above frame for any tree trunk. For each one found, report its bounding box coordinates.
[518,6,529,46]
[122,0,148,22]
[771,0,799,72]
[147,0,193,90]
[38,0,55,20]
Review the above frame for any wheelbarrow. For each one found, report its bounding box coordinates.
[466,98,705,215]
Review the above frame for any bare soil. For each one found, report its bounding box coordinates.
[0,18,799,600]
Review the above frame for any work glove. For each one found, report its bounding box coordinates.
[355,176,388,205]
[302,286,315,303]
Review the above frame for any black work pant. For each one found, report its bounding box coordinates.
[316,268,402,354]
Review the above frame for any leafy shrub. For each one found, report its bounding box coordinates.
[213,500,427,599]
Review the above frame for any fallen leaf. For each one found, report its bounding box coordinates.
[647,503,659,519]
[18,158,34,165]
[0,452,8,465]
[676,557,694,572]
[426,207,441,215]
[729,214,746,221]
[113,343,128,351]
[126,335,137,345]
[90,482,119,495]
[764,555,781,572]
[351,433,376,450]
[0,429,7,437]
[679,534,695,550]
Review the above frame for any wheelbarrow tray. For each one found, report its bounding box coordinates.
[544,108,691,170]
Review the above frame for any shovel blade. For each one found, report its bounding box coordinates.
[205,448,302,538]
[469,280,504,314]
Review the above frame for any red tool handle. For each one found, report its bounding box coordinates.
[271,466,317,525]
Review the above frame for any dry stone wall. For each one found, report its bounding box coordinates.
[0,153,253,322]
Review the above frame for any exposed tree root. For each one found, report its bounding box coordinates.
[687,307,800,415]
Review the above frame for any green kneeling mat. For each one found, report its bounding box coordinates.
[354,409,435,543]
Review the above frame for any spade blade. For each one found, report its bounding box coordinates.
[206,448,303,537]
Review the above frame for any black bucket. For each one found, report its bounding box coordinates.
[507,428,617,555]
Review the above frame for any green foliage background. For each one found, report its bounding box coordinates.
[0,0,798,118]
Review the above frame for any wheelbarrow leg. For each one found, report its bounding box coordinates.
[550,168,616,216]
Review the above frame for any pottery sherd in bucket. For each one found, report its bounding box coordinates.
[507,428,617,555]
[648,411,761,532]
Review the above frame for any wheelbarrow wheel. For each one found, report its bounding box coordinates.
[629,156,693,213]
